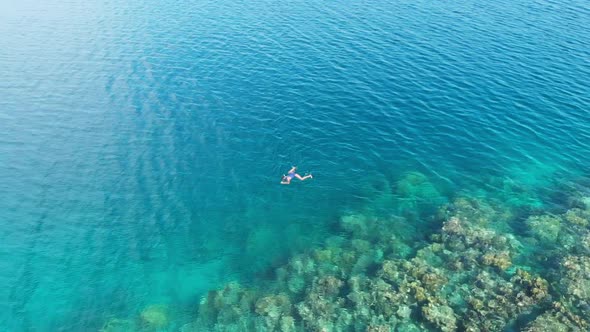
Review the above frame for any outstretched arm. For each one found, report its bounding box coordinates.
[288,166,297,173]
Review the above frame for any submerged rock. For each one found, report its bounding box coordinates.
[395,171,447,218]
[140,304,169,329]
[559,255,590,317]
[100,318,136,332]
[525,214,562,243]
[523,302,589,332]
[421,303,457,332]
[564,208,590,227]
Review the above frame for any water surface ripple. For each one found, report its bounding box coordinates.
[0,0,589,330]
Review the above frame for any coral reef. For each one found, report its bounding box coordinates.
[103,183,590,332]
[190,200,557,332]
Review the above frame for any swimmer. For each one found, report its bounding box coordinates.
[281,166,313,185]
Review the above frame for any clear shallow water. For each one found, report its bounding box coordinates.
[0,0,589,330]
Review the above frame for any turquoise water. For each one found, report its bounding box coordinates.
[1,0,589,330]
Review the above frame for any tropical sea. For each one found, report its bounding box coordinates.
[0,0,589,330]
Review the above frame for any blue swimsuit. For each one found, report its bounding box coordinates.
[287,172,295,179]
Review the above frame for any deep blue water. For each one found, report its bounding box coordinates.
[1,0,589,330]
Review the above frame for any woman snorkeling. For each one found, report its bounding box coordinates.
[281,166,313,185]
